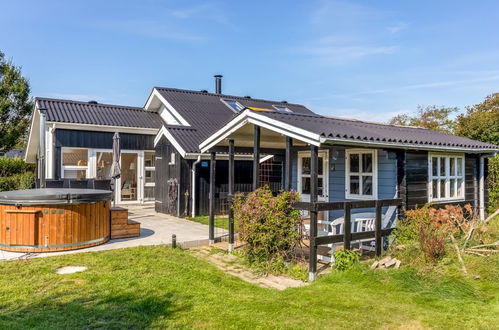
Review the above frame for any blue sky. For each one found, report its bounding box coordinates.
[1,0,499,121]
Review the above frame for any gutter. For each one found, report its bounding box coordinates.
[191,155,202,218]
[321,137,499,154]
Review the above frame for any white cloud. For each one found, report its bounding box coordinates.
[299,43,398,65]
[386,22,409,34]
[96,18,205,42]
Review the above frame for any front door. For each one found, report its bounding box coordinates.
[297,150,329,221]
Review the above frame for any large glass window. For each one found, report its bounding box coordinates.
[346,149,377,199]
[61,148,88,179]
[429,154,465,201]
[96,152,113,179]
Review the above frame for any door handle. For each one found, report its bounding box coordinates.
[5,226,10,230]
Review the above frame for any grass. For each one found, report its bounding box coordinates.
[187,215,230,230]
[0,244,498,329]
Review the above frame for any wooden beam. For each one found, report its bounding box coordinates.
[209,151,216,243]
[252,125,260,191]
[309,145,318,281]
[343,202,352,250]
[209,146,285,155]
[375,200,382,256]
[285,137,292,191]
[228,139,235,251]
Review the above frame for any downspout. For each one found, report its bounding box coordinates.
[39,109,47,188]
[191,155,202,218]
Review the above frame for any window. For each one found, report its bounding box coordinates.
[345,149,377,199]
[429,153,465,202]
[61,148,88,179]
[273,105,292,113]
[221,99,244,112]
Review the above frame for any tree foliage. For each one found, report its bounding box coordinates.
[388,105,458,133]
[455,93,499,146]
[0,51,33,152]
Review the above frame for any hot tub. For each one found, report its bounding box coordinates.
[0,188,112,252]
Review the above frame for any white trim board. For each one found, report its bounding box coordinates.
[199,109,321,153]
[47,122,159,135]
[144,88,190,126]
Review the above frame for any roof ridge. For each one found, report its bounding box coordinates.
[35,97,145,111]
[154,87,305,107]
[321,115,455,133]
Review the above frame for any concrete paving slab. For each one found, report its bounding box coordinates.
[0,205,226,261]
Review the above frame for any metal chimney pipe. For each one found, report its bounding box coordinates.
[214,75,223,94]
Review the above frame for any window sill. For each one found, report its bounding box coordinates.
[428,198,466,204]
[346,194,378,201]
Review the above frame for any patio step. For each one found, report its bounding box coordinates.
[111,207,141,239]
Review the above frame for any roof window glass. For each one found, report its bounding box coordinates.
[273,105,292,113]
[222,99,245,112]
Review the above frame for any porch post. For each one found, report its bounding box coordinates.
[209,151,216,243]
[252,125,260,191]
[479,156,485,221]
[228,139,235,252]
[309,144,318,281]
[285,136,292,191]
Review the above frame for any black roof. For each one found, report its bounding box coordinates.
[255,111,498,150]
[36,97,163,129]
[156,87,314,153]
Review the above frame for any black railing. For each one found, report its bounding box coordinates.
[294,198,402,276]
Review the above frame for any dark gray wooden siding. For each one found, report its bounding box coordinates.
[154,136,191,217]
[53,129,155,179]
[405,151,428,209]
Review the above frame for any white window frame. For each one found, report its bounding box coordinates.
[143,151,156,202]
[345,149,378,200]
[428,153,465,202]
[61,147,89,179]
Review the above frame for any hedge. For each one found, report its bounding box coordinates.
[0,157,34,177]
[0,157,36,192]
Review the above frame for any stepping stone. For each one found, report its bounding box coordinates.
[55,266,87,275]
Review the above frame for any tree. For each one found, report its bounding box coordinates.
[0,51,33,152]
[455,93,499,146]
[456,93,499,212]
[388,105,458,134]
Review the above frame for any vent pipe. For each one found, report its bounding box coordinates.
[214,75,223,94]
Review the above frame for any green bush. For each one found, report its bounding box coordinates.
[0,157,34,177]
[0,171,35,191]
[489,155,499,213]
[232,186,301,265]
[333,249,360,271]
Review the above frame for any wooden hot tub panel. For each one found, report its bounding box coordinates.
[0,201,110,252]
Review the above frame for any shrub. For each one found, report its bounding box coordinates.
[0,172,35,191]
[333,249,360,271]
[232,186,301,264]
[0,157,34,177]
[489,155,499,213]
[418,223,446,262]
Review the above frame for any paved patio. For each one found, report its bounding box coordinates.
[0,205,223,261]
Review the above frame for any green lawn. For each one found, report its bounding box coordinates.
[0,246,498,329]
[188,215,230,230]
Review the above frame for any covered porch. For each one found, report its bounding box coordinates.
[199,110,403,280]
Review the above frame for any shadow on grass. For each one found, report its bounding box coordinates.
[0,290,191,329]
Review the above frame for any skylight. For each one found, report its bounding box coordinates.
[273,105,292,113]
[222,99,245,112]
